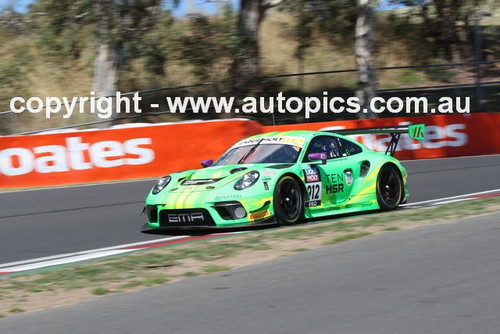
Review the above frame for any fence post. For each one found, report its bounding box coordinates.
[10,111,17,135]
[474,15,483,113]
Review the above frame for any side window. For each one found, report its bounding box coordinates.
[303,136,340,161]
[336,137,363,157]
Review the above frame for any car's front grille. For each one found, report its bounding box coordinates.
[159,209,215,227]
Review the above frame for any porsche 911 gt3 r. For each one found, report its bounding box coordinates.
[141,124,425,232]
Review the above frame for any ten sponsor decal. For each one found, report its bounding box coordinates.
[0,137,154,176]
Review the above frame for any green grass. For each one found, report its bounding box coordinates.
[92,287,112,296]
[203,265,231,273]
[172,239,268,261]
[119,281,144,289]
[142,276,169,287]
[9,307,25,314]
[323,232,373,245]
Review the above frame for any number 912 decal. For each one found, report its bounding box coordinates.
[304,168,321,207]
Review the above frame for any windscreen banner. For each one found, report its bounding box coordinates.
[0,113,498,188]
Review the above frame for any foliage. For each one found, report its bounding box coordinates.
[177,5,239,82]
[28,0,175,75]
[388,0,489,61]
[278,0,356,60]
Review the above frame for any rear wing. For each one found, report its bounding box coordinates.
[328,124,425,156]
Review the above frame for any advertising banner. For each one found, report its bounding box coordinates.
[264,113,500,160]
[0,119,261,188]
[1,113,498,188]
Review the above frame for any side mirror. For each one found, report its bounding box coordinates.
[308,153,327,165]
[201,159,213,168]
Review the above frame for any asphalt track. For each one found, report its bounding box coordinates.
[0,155,499,265]
[1,212,499,334]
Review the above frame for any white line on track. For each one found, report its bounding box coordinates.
[0,236,187,272]
[1,189,499,275]
[433,198,475,205]
[401,188,500,207]
[0,250,134,273]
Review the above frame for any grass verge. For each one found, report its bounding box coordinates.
[0,196,498,317]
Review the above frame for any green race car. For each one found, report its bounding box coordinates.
[141,125,424,232]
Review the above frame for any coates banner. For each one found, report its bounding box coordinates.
[0,119,262,188]
[1,114,498,189]
[264,113,500,160]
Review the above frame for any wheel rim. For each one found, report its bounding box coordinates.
[379,168,400,206]
[278,179,301,220]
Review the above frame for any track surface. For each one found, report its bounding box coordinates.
[0,155,499,265]
[1,212,499,334]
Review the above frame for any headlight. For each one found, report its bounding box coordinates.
[152,176,171,194]
[234,171,259,190]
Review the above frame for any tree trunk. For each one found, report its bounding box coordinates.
[92,42,120,127]
[355,0,377,119]
[232,0,263,98]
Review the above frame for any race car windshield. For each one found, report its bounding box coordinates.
[214,144,301,165]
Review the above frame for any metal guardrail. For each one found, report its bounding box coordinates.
[1,59,499,135]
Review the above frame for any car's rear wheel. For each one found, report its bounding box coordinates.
[376,164,402,211]
[273,176,303,225]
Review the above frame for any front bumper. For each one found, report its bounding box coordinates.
[143,197,274,230]
[140,216,276,234]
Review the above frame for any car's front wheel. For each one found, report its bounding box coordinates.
[273,176,303,225]
[376,164,402,211]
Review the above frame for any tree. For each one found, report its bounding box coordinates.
[92,0,164,124]
[31,0,168,124]
[231,0,265,96]
[282,0,375,119]
[389,0,488,61]
[232,0,284,96]
[355,0,376,118]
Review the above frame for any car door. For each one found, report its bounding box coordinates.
[301,135,358,208]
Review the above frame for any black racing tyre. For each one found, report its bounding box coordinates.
[273,176,304,226]
[376,164,403,211]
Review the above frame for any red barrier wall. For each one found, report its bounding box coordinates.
[0,113,498,188]
[263,113,500,160]
[0,119,262,188]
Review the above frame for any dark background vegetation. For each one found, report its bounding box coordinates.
[0,0,498,134]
